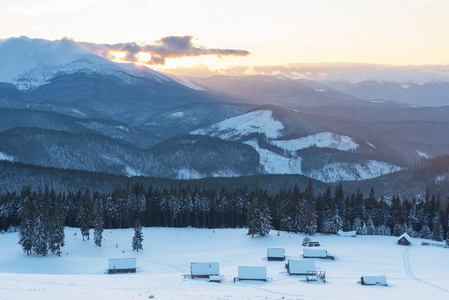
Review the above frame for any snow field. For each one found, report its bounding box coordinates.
[192,110,284,140]
[1,227,448,300]
[271,132,359,153]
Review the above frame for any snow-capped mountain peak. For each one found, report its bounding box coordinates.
[0,36,170,90]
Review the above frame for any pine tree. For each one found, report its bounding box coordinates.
[32,191,49,256]
[283,184,302,233]
[93,195,104,247]
[132,219,144,251]
[48,194,65,256]
[431,213,443,241]
[77,189,93,241]
[303,181,317,235]
[392,223,402,236]
[18,187,33,255]
[420,225,432,239]
[367,218,376,235]
[247,189,272,237]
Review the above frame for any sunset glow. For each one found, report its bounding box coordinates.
[1,0,449,67]
[109,51,126,61]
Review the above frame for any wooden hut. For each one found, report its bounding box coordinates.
[286,259,316,275]
[234,266,268,282]
[337,230,357,237]
[267,248,285,261]
[108,258,136,274]
[190,262,220,278]
[303,248,329,259]
[303,241,320,247]
[360,275,388,286]
[397,233,411,246]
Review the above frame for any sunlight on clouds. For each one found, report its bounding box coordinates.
[108,51,249,73]
[109,51,127,62]
[151,54,248,72]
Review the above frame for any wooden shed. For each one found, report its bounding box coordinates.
[286,259,316,276]
[190,262,220,278]
[360,275,388,286]
[108,258,136,274]
[303,241,320,247]
[267,248,285,261]
[337,230,357,237]
[235,266,268,282]
[397,233,411,246]
[303,248,328,259]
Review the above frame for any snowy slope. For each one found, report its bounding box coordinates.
[307,160,402,182]
[245,139,302,174]
[0,37,170,90]
[0,151,14,161]
[1,227,448,300]
[192,110,284,140]
[272,132,359,154]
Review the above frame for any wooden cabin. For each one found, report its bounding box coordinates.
[303,248,328,259]
[190,262,220,278]
[108,258,136,274]
[267,248,285,261]
[360,275,388,286]
[337,230,357,237]
[397,233,411,246]
[286,259,316,276]
[303,241,320,247]
[235,266,268,282]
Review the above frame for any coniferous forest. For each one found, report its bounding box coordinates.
[1,182,448,256]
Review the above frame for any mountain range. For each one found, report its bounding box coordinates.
[1,36,448,199]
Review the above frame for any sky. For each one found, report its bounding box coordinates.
[1,0,449,70]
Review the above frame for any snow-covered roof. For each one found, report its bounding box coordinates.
[288,260,316,274]
[337,230,357,237]
[108,258,136,270]
[191,262,220,276]
[361,275,387,285]
[303,248,327,258]
[267,248,285,258]
[238,266,267,280]
[398,233,411,241]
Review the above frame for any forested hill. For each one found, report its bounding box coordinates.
[0,160,330,196]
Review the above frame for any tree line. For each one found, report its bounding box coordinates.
[1,182,448,255]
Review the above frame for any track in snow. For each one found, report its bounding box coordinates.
[403,247,449,293]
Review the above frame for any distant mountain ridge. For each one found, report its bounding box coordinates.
[0,37,449,188]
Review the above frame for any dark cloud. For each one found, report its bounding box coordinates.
[79,35,250,65]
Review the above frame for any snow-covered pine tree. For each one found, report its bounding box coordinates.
[132,219,144,251]
[18,187,33,255]
[48,194,65,256]
[419,224,432,239]
[303,181,317,235]
[247,189,272,237]
[431,213,443,241]
[32,191,49,256]
[93,194,104,247]
[283,184,302,233]
[367,218,376,235]
[352,217,362,234]
[392,223,402,236]
[77,188,93,241]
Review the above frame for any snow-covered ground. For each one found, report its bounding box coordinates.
[0,151,14,161]
[271,132,359,154]
[192,110,284,140]
[1,227,448,300]
[245,139,302,174]
[307,160,402,182]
